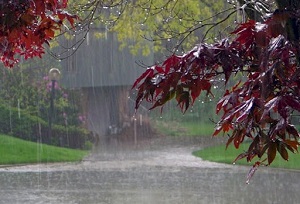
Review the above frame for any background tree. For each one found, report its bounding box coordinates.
[56,0,230,62]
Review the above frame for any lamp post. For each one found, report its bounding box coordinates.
[48,68,61,144]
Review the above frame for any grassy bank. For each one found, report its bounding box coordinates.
[0,134,89,165]
[152,120,216,136]
[193,143,300,170]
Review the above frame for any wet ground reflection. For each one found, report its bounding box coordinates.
[0,136,299,204]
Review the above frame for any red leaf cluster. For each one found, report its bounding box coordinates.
[0,0,77,67]
[133,11,300,177]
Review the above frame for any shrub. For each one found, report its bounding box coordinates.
[0,104,89,149]
[45,125,89,149]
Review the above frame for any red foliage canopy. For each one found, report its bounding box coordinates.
[0,0,76,67]
[133,11,300,180]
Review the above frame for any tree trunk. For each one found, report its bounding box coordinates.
[275,0,300,43]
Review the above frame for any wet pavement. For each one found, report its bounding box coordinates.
[0,136,300,204]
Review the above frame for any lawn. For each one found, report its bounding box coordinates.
[193,142,300,170]
[152,120,216,136]
[0,134,89,165]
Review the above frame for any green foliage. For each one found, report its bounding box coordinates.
[83,141,93,150]
[152,119,216,136]
[78,0,229,56]
[0,57,88,148]
[49,124,90,149]
[0,134,88,165]
[0,103,89,149]
[0,103,44,140]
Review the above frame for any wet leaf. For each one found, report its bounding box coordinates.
[246,161,263,184]
[261,97,280,120]
[176,91,190,113]
[233,130,245,149]
[284,140,299,153]
[258,144,269,158]
[162,55,181,73]
[286,124,300,140]
[233,152,248,164]
[236,98,254,123]
[213,124,223,136]
[277,142,289,161]
[132,68,154,89]
[248,136,260,153]
[285,95,300,112]
[267,142,277,165]
[225,132,236,149]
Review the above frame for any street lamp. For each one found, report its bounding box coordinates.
[48,68,61,144]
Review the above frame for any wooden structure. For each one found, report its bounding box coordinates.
[60,31,153,140]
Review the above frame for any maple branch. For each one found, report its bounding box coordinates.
[172,8,237,53]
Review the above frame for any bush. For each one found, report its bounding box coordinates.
[83,141,93,150]
[0,104,40,139]
[45,125,89,149]
[0,104,89,149]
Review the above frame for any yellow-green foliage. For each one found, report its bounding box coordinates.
[76,0,229,56]
[111,0,222,55]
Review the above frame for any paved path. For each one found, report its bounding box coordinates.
[0,136,299,204]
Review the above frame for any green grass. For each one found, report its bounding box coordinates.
[0,134,89,165]
[152,120,216,136]
[193,142,300,170]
